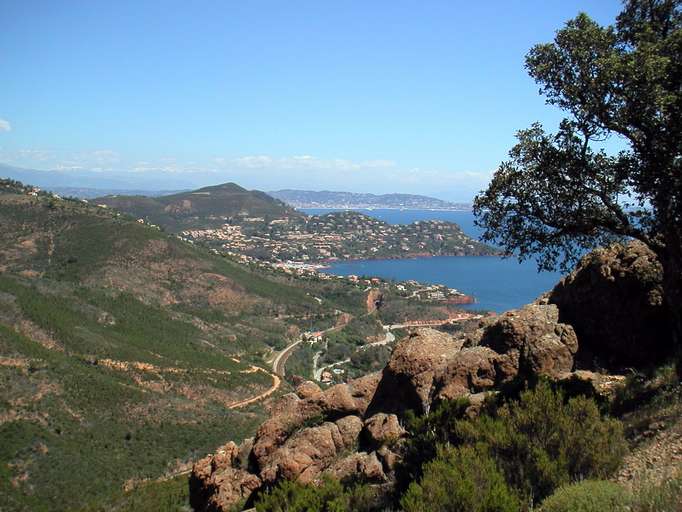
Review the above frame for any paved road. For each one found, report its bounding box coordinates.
[313,326,396,381]
[272,338,303,376]
[271,314,353,377]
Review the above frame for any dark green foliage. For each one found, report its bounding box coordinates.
[454,383,627,504]
[472,0,682,365]
[255,477,377,512]
[396,398,471,493]
[322,314,384,366]
[285,342,317,381]
[347,344,392,378]
[398,383,626,509]
[401,445,520,512]
[377,296,449,325]
[539,480,631,512]
[77,475,190,512]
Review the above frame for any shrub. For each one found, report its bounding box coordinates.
[396,397,471,493]
[453,382,627,504]
[255,477,376,512]
[539,480,631,512]
[401,445,520,512]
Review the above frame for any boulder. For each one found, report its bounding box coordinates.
[362,413,406,448]
[314,383,360,418]
[259,415,363,484]
[326,451,386,483]
[435,346,502,401]
[479,304,578,379]
[295,380,322,400]
[368,328,464,415]
[251,401,324,469]
[189,442,261,512]
[548,241,671,369]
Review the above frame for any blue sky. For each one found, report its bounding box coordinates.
[1,0,623,200]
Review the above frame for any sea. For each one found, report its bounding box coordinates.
[302,208,563,313]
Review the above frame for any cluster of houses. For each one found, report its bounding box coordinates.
[177,211,482,263]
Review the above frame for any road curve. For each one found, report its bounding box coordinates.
[228,366,281,409]
[272,338,303,376]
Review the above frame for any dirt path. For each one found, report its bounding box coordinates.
[228,366,281,409]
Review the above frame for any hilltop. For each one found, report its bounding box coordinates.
[94,183,301,232]
[268,189,470,210]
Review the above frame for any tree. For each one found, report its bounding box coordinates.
[473,0,682,364]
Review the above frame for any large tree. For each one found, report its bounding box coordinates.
[473,1,681,357]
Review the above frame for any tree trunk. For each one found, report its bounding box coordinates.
[660,234,682,379]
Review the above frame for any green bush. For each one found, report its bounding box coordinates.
[255,477,376,512]
[539,480,631,512]
[454,382,627,504]
[401,445,520,512]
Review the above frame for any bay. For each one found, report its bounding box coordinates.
[302,208,563,313]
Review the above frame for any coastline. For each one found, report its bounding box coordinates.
[299,206,472,212]
[319,252,502,266]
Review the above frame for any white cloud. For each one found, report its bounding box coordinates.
[223,154,396,172]
[0,119,11,132]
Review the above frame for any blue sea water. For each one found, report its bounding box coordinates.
[302,208,563,313]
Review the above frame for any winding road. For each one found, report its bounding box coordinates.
[312,326,396,381]
[272,337,304,376]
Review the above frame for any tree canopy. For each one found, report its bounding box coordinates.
[473,0,681,273]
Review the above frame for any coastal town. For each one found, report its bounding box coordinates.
[178,210,495,262]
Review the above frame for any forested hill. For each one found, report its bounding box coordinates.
[94,182,302,232]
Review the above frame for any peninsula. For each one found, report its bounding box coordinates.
[268,189,470,210]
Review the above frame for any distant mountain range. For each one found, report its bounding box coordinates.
[268,189,471,210]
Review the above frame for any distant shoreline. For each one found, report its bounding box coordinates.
[319,253,501,267]
[298,206,472,212]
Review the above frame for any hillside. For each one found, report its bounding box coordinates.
[94,183,301,232]
[268,189,470,210]
[94,184,495,262]
[181,210,496,262]
[191,240,682,511]
[0,180,368,511]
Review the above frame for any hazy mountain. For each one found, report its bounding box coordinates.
[268,189,471,210]
[0,163,204,191]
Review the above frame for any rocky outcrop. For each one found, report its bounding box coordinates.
[369,304,578,416]
[190,441,262,512]
[192,295,637,511]
[366,289,384,313]
[362,413,406,448]
[478,304,578,380]
[548,241,671,369]
[259,415,363,484]
[367,328,464,415]
[192,374,384,509]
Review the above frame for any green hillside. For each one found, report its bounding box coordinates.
[93,182,301,232]
[0,180,365,511]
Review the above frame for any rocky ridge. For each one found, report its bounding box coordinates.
[190,303,589,510]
